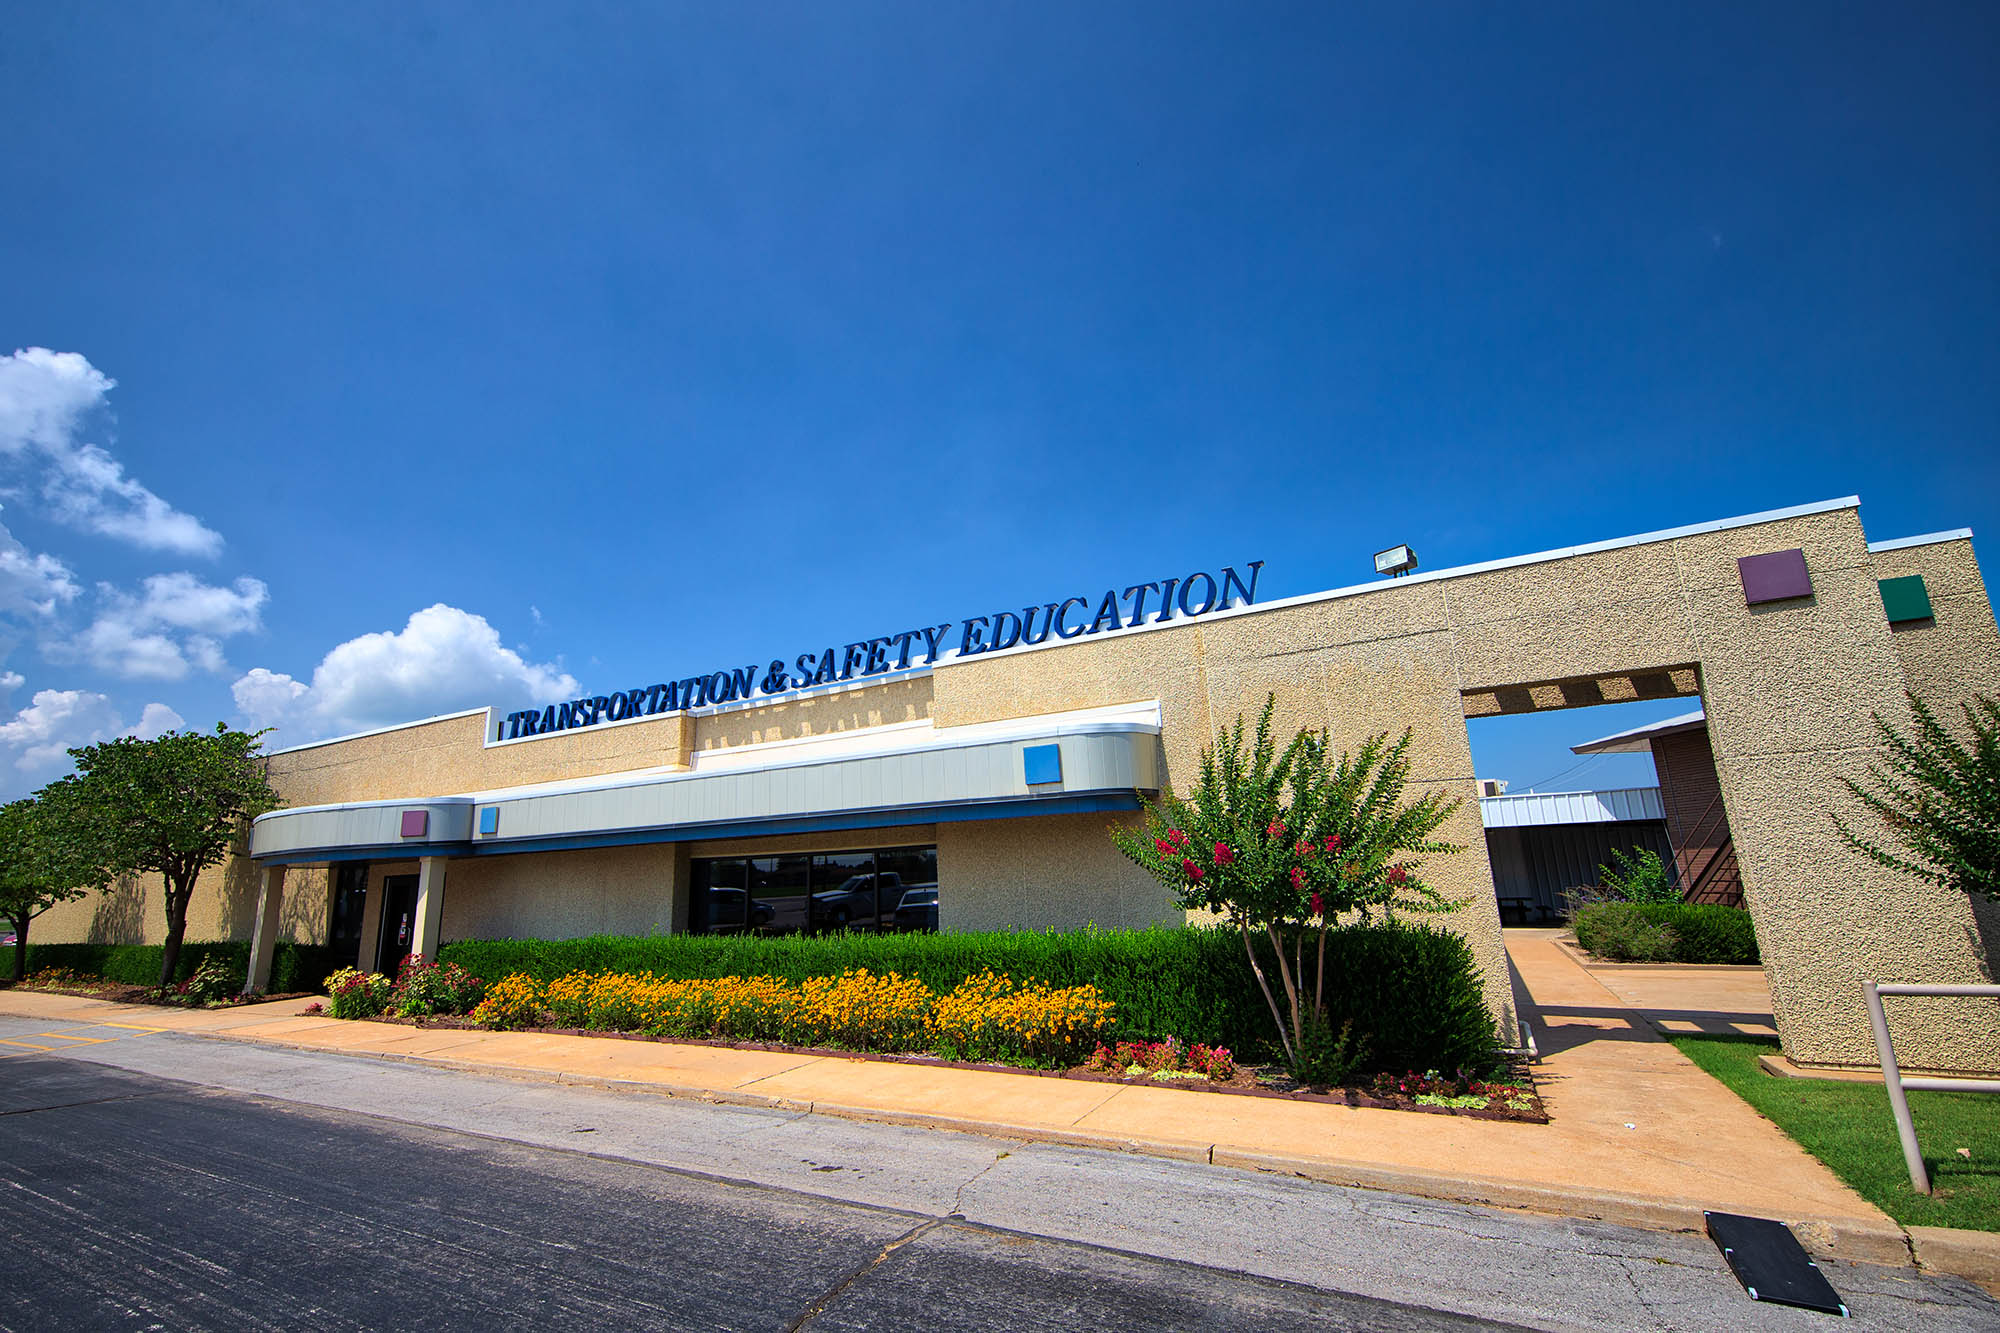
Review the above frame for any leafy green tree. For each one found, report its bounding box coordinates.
[1111,696,1462,1067]
[1833,692,2000,904]
[0,793,110,981]
[47,724,282,990]
[1595,847,1679,904]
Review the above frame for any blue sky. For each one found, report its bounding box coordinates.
[0,3,1994,798]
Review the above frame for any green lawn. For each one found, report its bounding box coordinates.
[1668,1035,1999,1232]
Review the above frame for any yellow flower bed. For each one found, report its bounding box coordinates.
[466,966,1114,1067]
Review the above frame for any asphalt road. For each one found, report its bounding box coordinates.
[1,1016,1995,1331]
[2,1057,1513,1332]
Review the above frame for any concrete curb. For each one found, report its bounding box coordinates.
[180,1023,1926,1271]
[1909,1226,2000,1296]
[31,997,1992,1290]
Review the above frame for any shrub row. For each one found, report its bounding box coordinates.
[21,940,346,994]
[1573,903,1760,965]
[460,967,1116,1067]
[440,923,1500,1075]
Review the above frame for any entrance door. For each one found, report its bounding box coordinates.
[376,874,420,976]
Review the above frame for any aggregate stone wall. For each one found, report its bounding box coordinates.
[937,812,1182,934]
[692,677,932,753]
[439,844,686,944]
[23,502,1996,1071]
[930,506,2000,1074]
[30,857,322,950]
[261,710,695,808]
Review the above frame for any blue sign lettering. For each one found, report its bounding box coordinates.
[498,561,1263,740]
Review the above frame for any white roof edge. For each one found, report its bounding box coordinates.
[1569,708,1708,755]
[1867,528,1974,554]
[262,707,493,757]
[1478,785,1663,801]
[253,700,1164,822]
[943,497,1864,670]
[260,496,1864,758]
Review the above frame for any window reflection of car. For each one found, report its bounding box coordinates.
[892,887,938,932]
[710,887,775,931]
[812,873,900,927]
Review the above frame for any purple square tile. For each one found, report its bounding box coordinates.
[400,809,429,838]
[1738,548,1812,605]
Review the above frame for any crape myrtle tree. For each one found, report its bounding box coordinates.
[0,793,109,981]
[1833,692,2000,904]
[46,723,282,991]
[1111,695,1463,1067]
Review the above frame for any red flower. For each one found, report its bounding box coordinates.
[1387,865,1408,885]
[1310,891,1324,916]
[1182,858,1204,881]
[1290,867,1306,891]
[1324,834,1342,852]
[1266,819,1287,840]
[1212,842,1236,866]
[1167,828,1189,848]
[1293,838,1313,859]
[1154,837,1174,856]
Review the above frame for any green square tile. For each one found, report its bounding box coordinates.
[1879,575,1933,623]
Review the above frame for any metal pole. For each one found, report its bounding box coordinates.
[1863,981,1930,1195]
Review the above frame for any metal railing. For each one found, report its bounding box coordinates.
[1862,981,2000,1194]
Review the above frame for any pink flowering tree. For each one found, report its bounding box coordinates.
[1111,696,1462,1067]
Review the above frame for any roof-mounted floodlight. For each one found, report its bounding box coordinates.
[1373,544,1419,577]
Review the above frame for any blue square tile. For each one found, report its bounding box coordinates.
[1023,743,1063,786]
[479,807,500,836]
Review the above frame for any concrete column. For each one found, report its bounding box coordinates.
[354,867,386,972]
[243,865,286,995]
[412,856,448,961]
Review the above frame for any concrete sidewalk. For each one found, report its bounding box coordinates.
[0,938,1910,1270]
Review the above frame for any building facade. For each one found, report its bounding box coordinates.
[36,497,2000,1075]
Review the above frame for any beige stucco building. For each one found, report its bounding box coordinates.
[36,497,2000,1075]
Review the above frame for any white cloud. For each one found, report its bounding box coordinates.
[0,687,184,779]
[233,604,577,738]
[0,348,223,557]
[58,572,269,681]
[231,666,309,726]
[0,518,79,617]
[131,701,185,740]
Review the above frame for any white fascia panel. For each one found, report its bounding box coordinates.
[1479,787,1665,828]
[1866,529,1974,553]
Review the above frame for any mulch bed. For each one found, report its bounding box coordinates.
[351,1011,1548,1122]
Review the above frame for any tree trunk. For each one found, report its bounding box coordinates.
[1264,922,1303,1054]
[1237,916,1295,1064]
[158,878,192,992]
[1314,921,1327,1020]
[9,913,25,982]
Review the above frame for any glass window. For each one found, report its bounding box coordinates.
[689,844,939,936]
[329,863,369,945]
[876,847,939,933]
[812,851,877,933]
[750,855,810,935]
[693,858,749,934]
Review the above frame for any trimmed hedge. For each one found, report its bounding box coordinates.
[440,923,1501,1075]
[21,940,346,994]
[1573,903,1760,965]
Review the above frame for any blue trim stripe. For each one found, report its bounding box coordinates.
[255,792,1140,865]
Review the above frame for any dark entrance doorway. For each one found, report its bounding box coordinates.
[376,874,420,976]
